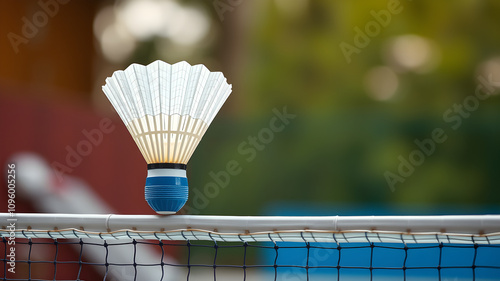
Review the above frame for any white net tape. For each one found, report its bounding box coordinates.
[2,214,500,244]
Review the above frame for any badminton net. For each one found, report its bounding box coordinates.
[1,213,500,281]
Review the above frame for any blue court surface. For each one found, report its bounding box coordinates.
[260,203,500,280]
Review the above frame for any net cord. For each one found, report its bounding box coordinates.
[1,213,500,243]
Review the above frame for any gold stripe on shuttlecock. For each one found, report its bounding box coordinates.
[126,114,209,164]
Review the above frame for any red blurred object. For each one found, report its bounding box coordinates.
[0,85,178,280]
[0,85,158,214]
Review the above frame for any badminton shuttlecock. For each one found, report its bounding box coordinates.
[102,60,232,214]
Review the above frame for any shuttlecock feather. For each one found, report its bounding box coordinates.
[102,60,232,214]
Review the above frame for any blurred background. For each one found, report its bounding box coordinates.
[1,0,500,217]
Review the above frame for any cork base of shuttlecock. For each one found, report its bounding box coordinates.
[145,176,188,214]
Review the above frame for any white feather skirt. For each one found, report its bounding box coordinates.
[102,60,232,164]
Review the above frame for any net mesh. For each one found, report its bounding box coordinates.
[2,215,500,281]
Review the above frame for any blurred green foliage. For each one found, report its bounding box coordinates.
[137,0,500,215]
